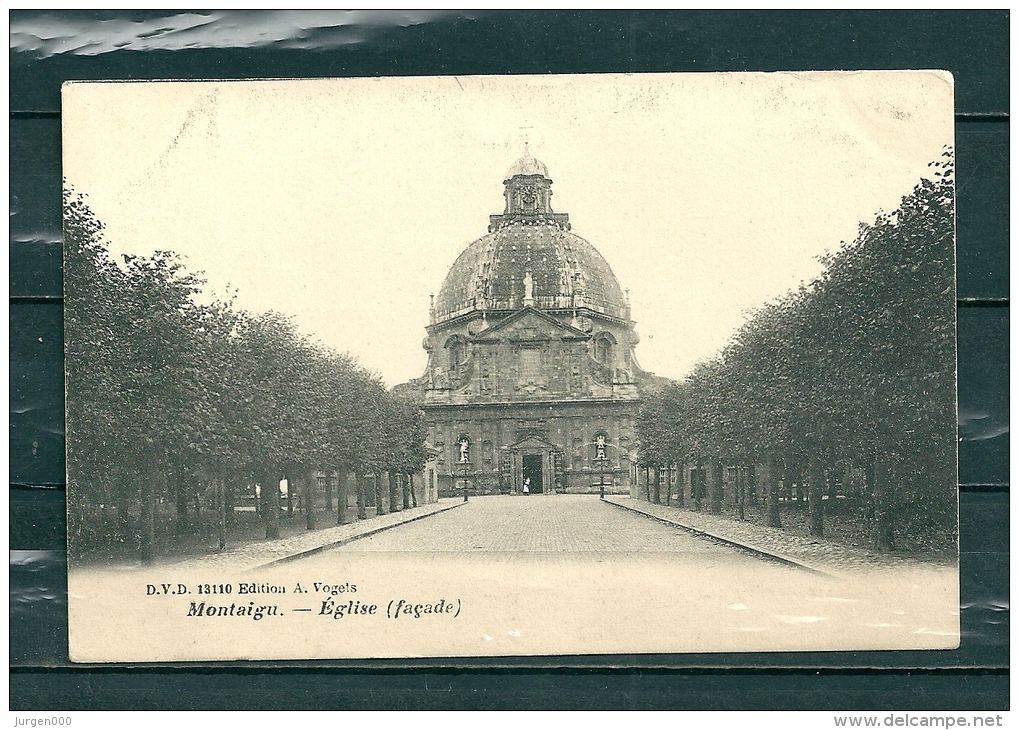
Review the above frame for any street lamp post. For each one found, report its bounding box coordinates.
[461,460,470,502]
[599,455,606,499]
[586,436,618,500]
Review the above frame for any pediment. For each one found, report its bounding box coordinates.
[474,307,590,342]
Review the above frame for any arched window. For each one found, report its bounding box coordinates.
[448,339,466,371]
[593,333,615,365]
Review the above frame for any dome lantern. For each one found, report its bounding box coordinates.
[491,153,570,232]
[431,157,630,326]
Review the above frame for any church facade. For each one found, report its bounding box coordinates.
[396,155,662,496]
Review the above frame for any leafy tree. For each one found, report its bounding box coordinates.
[64,187,430,560]
[636,150,956,551]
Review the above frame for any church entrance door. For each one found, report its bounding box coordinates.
[522,454,544,494]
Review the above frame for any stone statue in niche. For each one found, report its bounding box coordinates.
[523,271,534,302]
[458,436,471,463]
[596,433,607,460]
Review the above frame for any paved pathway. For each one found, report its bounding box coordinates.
[604,496,950,575]
[325,494,756,561]
[288,494,959,654]
[181,499,465,571]
[66,494,959,659]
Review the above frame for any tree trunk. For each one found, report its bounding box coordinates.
[286,478,294,518]
[865,458,877,522]
[644,467,652,502]
[221,479,233,526]
[830,458,841,509]
[389,471,401,512]
[402,474,411,509]
[304,475,317,530]
[193,482,202,531]
[652,466,661,504]
[375,474,387,516]
[336,467,348,525]
[116,476,132,544]
[676,464,685,507]
[708,461,723,515]
[871,453,895,552]
[225,480,235,525]
[140,475,157,564]
[693,465,702,512]
[264,473,281,540]
[808,456,824,537]
[356,472,367,520]
[325,476,333,512]
[737,466,746,521]
[217,477,227,551]
[765,454,782,528]
[175,481,189,535]
[791,462,805,503]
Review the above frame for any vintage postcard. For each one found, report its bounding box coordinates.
[63,72,958,662]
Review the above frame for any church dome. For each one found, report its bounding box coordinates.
[433,158,628,324]
[505,154,549,179]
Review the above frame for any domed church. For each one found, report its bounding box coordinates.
[398,153,662,496]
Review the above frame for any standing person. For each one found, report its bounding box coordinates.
[523,478,530,496]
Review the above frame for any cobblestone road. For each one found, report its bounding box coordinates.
[284,494,958,655]
[321,494,753,560]
[68,495,959,661]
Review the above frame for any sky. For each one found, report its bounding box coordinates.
[62,72,953,386]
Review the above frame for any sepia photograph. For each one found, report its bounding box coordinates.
[62,72,958,661]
